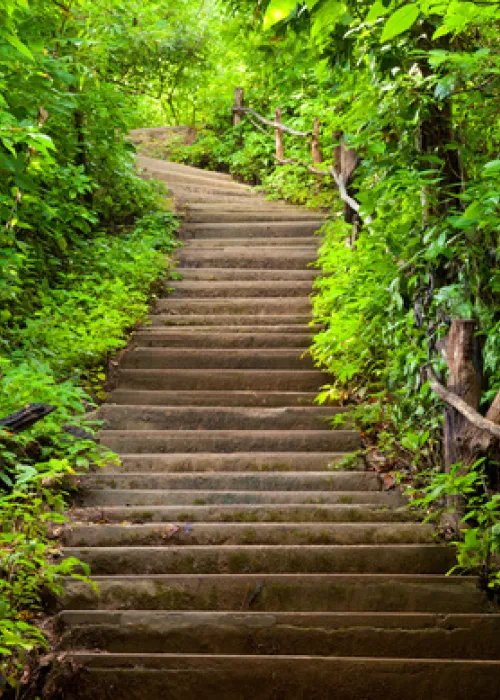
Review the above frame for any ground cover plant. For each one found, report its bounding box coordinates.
[0,0,183,692]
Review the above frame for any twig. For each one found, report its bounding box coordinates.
[276,156,372,223]
[233,107,312,137]
[427,369,500,439]
[247,115,269,135]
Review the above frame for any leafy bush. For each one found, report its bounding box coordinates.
[410,463,500,592]
[0,209,179,692]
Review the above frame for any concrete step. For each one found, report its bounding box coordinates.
[56,610,500,659]
[100,452,354,472]
[120,349,315,370]
[145,315,314,327]
[70,503,416,524]
[152,298,311,316]
[182,221,322,237]
[163,184,262,202]
[174,193,265,204]
[186,202,325,214]
[177,268,319,281]
[169,281,314,298]
[184,211,325,223]
[62,573,488,613]
[114,369,328,392]
[99,429,360,453]
[142,167,252,191]
[181,237,319,248]
[79,489,391,508]
[107,390,319,406]
[139,325,315,335]
[97,406,344,431]
[44,653,500,700]
[177,249,316,269]
[64,522,432,548]
[81,471,377,493]
[137,156,233,182]
[129,330,312,347]
[64,544,453,575]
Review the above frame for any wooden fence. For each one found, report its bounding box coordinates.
[232,88,500,496]
[231,86,365,232]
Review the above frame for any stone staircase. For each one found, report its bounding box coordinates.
[53,157,500,699]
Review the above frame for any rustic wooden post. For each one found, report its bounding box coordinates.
[275,107,284,160]
[333,129,343,174]
[441,319,482,523]
[233,87,244,126]
[428,320,500,525]
[333,129,361,244]
[444,319,483,473]
[311,118,322,164]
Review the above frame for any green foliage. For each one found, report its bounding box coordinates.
[410,463,500,591]
[1,0,183,689]
[1,0,499,679]
[6,211,179,376]
[0,206,178,691]
[0,453,97,688]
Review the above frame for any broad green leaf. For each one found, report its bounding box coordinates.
[306,0,321,9]
[263,0,297,29]
[5,33,34,60]
[311,1,345,38]
[380,3,419,42]
[483,160,500,174]
[366,1,386,23]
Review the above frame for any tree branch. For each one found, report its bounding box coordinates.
[427,369,500,439]
[234,107,312,137]
[276,156,371,223]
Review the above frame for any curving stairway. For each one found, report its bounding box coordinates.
[51,156,500,699]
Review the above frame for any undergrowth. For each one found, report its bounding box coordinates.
[0,208,179,693]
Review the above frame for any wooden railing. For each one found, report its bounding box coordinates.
[232,87,367,231]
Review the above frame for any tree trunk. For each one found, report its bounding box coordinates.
[443,319,483,472]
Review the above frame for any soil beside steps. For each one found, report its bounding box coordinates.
[46,157,500,699]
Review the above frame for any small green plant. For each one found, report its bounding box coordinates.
[0,205,179,692]
[409,462,500,592]
[330,451,361,471]
[0,456,98,691]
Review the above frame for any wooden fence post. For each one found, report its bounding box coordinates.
[440,319,483,524]
[333,129,343,174]
[275,107,284,160]
[311,118,322,164]
[233,87,244,126]
[444,319,483,472]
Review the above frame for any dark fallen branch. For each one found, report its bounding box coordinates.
[233,107,312,137]
[0,404,57,433]
[427,369,500,440]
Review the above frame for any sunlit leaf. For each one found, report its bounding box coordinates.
[5,33,34,60]
[263,0,297,29]
[380,3,419,42]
